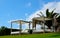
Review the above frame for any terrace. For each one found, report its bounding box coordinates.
[10,17,53,35]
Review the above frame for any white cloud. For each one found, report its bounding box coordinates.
[26,2,60,21]
[25,2,60,30]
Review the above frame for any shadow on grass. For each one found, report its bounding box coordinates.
[50,33,60,37]
[51,34,60,37]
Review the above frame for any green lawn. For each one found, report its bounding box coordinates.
[0,33,60,38]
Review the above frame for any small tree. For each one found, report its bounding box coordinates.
[0,26,10,36]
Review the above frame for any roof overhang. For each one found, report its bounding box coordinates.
[9,20,32,24]
[32,17,52,21]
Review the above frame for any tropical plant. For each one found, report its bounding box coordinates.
[46,9,58,29]
[37,9,59,29]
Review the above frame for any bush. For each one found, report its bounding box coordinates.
[0,26,10,36]
[28,29,33,34]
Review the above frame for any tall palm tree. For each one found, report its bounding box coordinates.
[45,9,58,29]
[37,9,59,29]
[45,9,60,32]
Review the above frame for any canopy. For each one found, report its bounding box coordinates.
[33,17,52,21]
[10,20,32,24]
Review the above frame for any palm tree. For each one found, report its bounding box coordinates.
[46,9,59,29]
[46,9,60,32]
[37,9,59,29]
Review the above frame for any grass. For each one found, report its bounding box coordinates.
[0,33,60,38]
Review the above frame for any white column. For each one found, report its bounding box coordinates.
[29,22,30,30]
[11,22,12,34]
[19,21,22,34]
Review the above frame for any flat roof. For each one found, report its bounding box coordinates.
[32,17,52,21]
[10,20,32,24]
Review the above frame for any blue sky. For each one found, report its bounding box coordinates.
[0,0,60,29]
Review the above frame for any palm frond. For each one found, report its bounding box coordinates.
[46,9,50,17]
[52,13,59,18]
[51,8,56,15]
